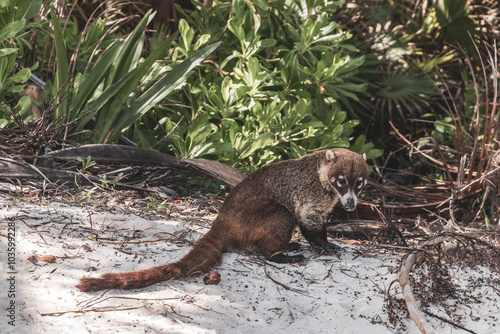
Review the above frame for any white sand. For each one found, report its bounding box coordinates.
[1,193,498,334]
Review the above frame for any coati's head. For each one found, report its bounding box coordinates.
[321,149,369,211]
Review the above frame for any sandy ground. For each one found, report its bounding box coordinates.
[0,191,499,334]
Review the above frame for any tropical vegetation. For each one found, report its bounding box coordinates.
[0,0,498,174]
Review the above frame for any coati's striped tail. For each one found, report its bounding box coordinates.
[76,231,224,292]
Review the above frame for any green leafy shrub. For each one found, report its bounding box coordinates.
[336,0,487,148]
[43,9,219,144]
[0,0,44,128]
[143,0,381,170]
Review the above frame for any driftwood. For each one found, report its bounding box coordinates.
[180,157,245,187]
[400,254,436,334]
[40,144,246,187]
[399,236,449,334]
[39,144,184,167]
[0,156,150,192]
[0,144,246,188]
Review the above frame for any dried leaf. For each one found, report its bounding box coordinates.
[36,254,57,263]
[203,271,221,285]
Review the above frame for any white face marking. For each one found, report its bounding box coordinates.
[340,190,358,211]
[330,176,335,183]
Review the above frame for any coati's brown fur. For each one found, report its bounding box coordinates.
[77,148,368,292]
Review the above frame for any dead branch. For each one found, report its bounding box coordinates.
[400,253,436,334]
[399,236,448,334]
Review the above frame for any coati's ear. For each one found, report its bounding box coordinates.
[362,153,367,161]
[326,150,335,162]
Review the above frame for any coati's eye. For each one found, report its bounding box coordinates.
[355,177,365,188]
[337,176,346,187]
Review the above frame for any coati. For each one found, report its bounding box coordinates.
[76,148,368,292]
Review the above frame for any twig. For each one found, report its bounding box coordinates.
[421,309,478,334]
[378,244,429,253]
[18,216,48,244]
[27,163,53,184]
[340,268,364,279]
[102,237,189,245]
[182,297,224,315]
[486,284,500,297]
[151,116,184,150]
[389,121,458,173]
[448,155,468,230]
[262,261,308,295]
[40,306,143,316]
[437,165,500,209]
[322,264,334,280]
[78,294,182,309]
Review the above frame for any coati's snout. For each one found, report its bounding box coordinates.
[339,190,357,211]
[325,150,369,211]
[332,175,366,211]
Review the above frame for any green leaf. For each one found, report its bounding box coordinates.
[365,149,383,159]
[51,9,69,121]
[0,48,18,57]
[228,18,245,43]
[251,0,268,12]
[21,0,43,21]
[93,33,177,142]
[8,67,30,83]
[71,41,124,127]
[179,19,194,52]
[257,39,276,47]
[105,9,155,86]
[6,84,26,93]
[194,34,211,50]
[0,19,25,43]
[99,42,221,144]
[15,95,31,116]
[240,132,274,158]
[76,70,138,134]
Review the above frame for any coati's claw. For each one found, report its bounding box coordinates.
[269,253,305,264]
[311,242,342,257]
[322,242,342,255]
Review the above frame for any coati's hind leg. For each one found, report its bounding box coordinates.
[230,199,304,264]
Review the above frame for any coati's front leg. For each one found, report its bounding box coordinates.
[299,216,341,255]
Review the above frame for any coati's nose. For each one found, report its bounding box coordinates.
[342,196,357,211]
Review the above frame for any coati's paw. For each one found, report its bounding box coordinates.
[312,242,342,257]
[268,253,305,264]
